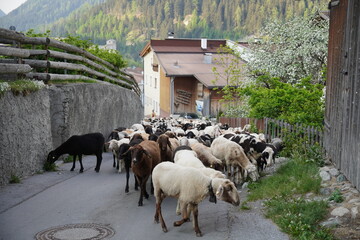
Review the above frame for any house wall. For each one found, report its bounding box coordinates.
[210,90,226,117]
[143,50,160,116]
[159,67,171,117]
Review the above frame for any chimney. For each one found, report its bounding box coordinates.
[201,38,207,50]
[168,32,174,39]
[204,53,212,64]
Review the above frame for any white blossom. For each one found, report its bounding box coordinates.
[247,15,329,85]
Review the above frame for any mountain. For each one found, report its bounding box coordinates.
[0,0,105,31]
[0,0,328,65]
[0,9,5,18]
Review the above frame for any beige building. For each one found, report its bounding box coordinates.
[140,38,247,118]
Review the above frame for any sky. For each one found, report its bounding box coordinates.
[0,0,28,14]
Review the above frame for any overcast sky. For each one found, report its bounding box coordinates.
[0,0,28,14]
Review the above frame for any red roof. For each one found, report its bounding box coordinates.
[140,38,227,56]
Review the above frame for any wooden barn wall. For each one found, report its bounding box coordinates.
[325,0,360,189]
[174,77,197,113]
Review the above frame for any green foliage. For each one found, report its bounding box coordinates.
[9,174,21,184]
[265,197,333,240]
[328,189,344,203]
[25,29,51,37]
[87,45,127,69]
[279,129,325,166]
[242,75,324,127]
[61,34,93,49]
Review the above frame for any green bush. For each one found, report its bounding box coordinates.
[242,75,324,127]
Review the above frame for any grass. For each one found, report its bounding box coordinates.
[9,174,21,184]
[265,197,333,240]
[48,80,97,84]
[247,157,322,201]
[43,161,58,172]
[0,79,96,97]
[240,201,251,210]
[245,144,335,240]
[63,155,74,163]
[328,189,344,203]
[0,79,46,96]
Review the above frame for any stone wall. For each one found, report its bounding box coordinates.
[0,82,143,185]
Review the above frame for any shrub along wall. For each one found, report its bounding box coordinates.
[0,82,143,185]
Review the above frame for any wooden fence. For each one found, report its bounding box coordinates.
[219,117,323,146]
[0,28,141,96]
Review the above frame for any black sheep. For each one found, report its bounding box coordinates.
[47,132,105,173]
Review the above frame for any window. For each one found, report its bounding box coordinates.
[154,78,157,89]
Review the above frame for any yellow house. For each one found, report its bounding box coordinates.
[140,38,247,118]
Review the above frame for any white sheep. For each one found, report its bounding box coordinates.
[173,146,225,215]
[211,136,259,184]
[203,124,222,138]
[173,148,225,179]
[130,123,145,131]
[152,161,240,237]
[108,138,130,172]
[190,142,224,171]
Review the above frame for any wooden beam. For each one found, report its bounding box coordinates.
[0,46,30,58]
[0,63,32,73]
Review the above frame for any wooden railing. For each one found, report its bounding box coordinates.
[264,118,323,146]
[219,117,323,146]
[0,28,141,96]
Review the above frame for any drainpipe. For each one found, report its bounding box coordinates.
[170,77,175,114]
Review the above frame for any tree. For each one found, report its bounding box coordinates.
[212,45,250,117]
[247,15,329,85]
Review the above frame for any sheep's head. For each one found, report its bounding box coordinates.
[129,145,151,164]
[47,151,60,163]
[214,179,240,206]
[262,147,275,166]
[157,135,171,151]
[246,164,260,181]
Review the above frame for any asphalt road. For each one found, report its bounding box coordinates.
[0,152,289,240]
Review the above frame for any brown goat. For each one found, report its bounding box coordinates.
[127,140,161,206]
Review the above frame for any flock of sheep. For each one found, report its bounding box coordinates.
[47,117,283,237]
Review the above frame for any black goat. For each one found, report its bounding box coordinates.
[47,132,105,173]
[118,138,143,193]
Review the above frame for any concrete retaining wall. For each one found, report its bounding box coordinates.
[0,82,143,185]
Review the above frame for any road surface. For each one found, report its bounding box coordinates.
[0,152,289,240]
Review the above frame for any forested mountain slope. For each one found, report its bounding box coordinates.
[0,0,328,64]
[0,0,104,31]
